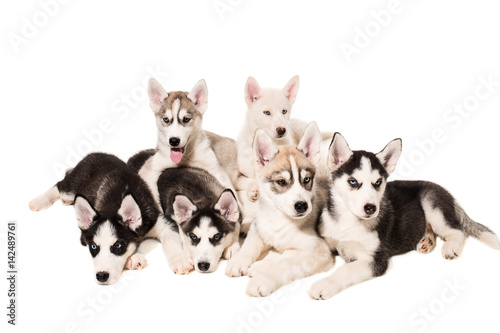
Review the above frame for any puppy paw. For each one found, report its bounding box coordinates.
[125,253,148,270]
[225,255,254,277]
[29,195,54,212]
[247,260,271,278]
[223,242,240,260]
[246,274,279,297]
[416,236,436,254]
[442,241,462,260]
[169,254,194,275]
[308,278,337,300]
[247,189,259,202]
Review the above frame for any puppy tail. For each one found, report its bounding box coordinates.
[456,204,500,250]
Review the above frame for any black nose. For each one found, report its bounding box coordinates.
[96,271,109,282]
[169,137,180,147]
[294,201,308,214]
[198,262,210,272]
[276,127,286,136]
[364,204,377,215]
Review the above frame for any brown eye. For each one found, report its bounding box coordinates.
[182,117,191,124]
[276,179,287,186]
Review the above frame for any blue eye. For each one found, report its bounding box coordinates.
[162,117,170,123]
[282,110,287,114]
[374,179,382,187]
[348,178,358,186]
[189,233,198,241]
[115,243,122,249]
[91,244,97,250]
[213,234,222,241]
[263,111,271,115]
[304,177,311,184]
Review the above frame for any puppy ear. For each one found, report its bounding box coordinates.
[376,138,402,175]
[282,75,299,104]
[187,79,208,114]
[118,194,142,232]
[327,133,353,171]
[245,76,262,106]
[253,129,279,168]
[74,196,97,230]
[172,195,197,223]
[214,190,239,223]
[148,78,168,112]
[297,122,321,165]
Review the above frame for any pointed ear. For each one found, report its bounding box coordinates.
[74,196,97,230]
[253,129,279,168]
[214,190,239,223]
[148,78,169,112]
[118,195,142,232]
[244,76,262,106]
[282,75,299,104]
[327,133,353,171]
[376,138,402,175]
[297,122,321,165]
[187,79,208,114]
[172,195,197,223]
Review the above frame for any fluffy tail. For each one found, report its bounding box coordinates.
[456,205,500,250]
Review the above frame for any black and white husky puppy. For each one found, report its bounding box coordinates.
[157,167,241,273]
[29,153,160,285]
[308,133,500,300]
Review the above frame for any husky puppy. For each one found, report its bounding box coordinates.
[129,78,241,273]
[308,133,500,300]
[226,122,334,297]
[157,167,240,273]
[29,153,160,285]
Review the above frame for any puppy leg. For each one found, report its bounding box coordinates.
[308,259,376,300]
[158,219,193,274]
[247,245,334,297]
[226,225,267,277]
[223,222,241,260]
[125,239,160,270]
[29,185,60,211]
[416,223,437,254]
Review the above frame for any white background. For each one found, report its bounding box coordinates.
[1,0,500,332]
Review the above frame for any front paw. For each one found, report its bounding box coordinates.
[169,254,194,275]
[247,260,271,278]
[125,253,148,270]
[225,254,254,277]
[246,274,279,297]
[223,242,240,260]
[308,278,337,300]
[29,195,54,212]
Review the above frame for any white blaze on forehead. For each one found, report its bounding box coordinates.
[352,157,381,183]
[289,155,299,184]
[191,217,219,239]
[171,98,181,118]
[279,170,291,181]
[94,221,117,247]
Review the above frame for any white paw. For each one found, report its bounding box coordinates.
[246,274,279,297]
[247,260,271,278]
[223,242,240,260]
[29,195,54,212]
[169,254,194,275]
[442,241,462,260]
[125,253,148,270]
[308,278,337,300]
[225,254,254,277]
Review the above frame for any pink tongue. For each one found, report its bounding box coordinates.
[170,148,183,163]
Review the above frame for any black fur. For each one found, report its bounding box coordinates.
[127,149,156,173]
[56,153,159,249]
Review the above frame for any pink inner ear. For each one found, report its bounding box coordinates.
[246,80,261,102]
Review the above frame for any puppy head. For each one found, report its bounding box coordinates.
[75,195,142,285]
[253,122,321,219]
[244,76,299,140]
[148,78,208,164]
[172,190,238,273]
[327,133,402,220]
